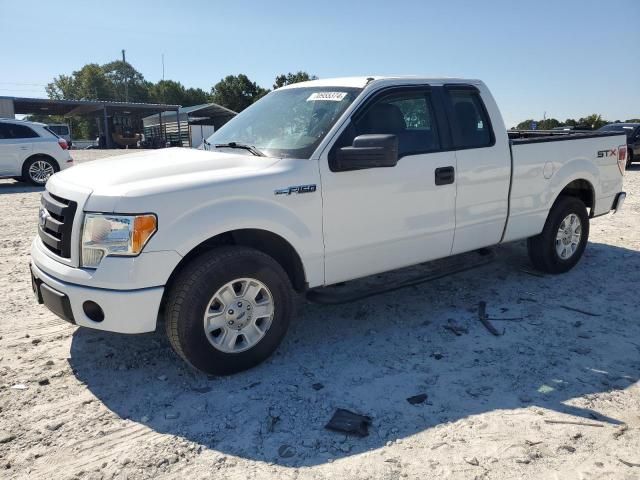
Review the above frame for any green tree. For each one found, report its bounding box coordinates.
[577,114,606,130]
[148,80,210,106]
[211,74,268,112]
[273,71,317,89]
[46,63,113,100]
[101,60,149,102]
[515,119,535,130]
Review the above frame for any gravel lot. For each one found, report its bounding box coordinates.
[1,150,639,479]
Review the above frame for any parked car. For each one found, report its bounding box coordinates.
[47,123,73,149]
[0,119,74,185]
[597,123,640,168]
[29,76,627,374]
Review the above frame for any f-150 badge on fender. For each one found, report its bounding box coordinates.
[274,184,317,196]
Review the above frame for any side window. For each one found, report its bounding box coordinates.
[331,89,441,162]
[0,124,39,139]
[0,124,11,140]
[446,89,493,149]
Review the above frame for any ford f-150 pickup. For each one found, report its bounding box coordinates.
[30,76,628,374]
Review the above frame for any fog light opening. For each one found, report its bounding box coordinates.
[83,301,104,323]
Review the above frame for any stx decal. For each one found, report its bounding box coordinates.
[597,148,617,158]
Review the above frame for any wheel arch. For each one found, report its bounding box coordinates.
[163,228,308,308]
[553,178,595,216]
[22,153,60,175]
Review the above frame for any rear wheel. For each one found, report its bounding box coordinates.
[165,246,295,375]
[627,149,634,169]
[23,156,58,186]
[527,196,589,274]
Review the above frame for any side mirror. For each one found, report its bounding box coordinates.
[336,134,398,171]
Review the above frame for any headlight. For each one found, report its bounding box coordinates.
[81,213,157,268]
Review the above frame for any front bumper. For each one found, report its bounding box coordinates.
[30,260,164,334]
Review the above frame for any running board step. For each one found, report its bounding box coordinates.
[306,249,495,305]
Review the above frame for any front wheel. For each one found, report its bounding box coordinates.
[23,156,58,186]
[164,246,295,375]
[527,196,589,274]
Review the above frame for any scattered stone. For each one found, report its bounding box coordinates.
[464,456,480,466]
[165,412,180,420]
[325,409,372,437]
[191,386,212,393]
[31,338,41,345]
[558,445,576,453]
[406,393,428,405]
[613,424,628,439]
[167,454,179,464]
[431,352,444,360]
[38,378,50,386]
[0,432,16,444]
[45,422,64,431]
[278,444,296,458]
[466,386,493,398]
[45,360,54,366]
[157,375,168,381]
[141,416,150,423]
[10,384,27,390]
[569,347,591,355]
[515,458,531,464]
[312,383,324,391]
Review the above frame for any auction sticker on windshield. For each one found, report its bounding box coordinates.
[307,92,348,102]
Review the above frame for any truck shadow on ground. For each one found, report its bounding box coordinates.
[69,241,640,467]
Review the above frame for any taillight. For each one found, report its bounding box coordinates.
[617,145,627,175]
[58,138,68,150]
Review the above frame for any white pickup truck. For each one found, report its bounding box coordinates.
[30,77,627,374]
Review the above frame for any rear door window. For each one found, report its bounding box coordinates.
[445,88,493,149]
[0,123,40,139]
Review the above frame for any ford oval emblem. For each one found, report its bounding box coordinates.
[39,207,48,228]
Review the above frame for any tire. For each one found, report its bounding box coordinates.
[165,246,295,375]
[527,196,589,274]
[627,149,634,169]
[22,156,58,186]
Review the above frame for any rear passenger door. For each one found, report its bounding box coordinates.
[443,86,511,254]
[0,123,35,176]
[320,86,458,285]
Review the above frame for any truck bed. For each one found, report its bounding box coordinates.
[502,130,627,243]
[508,130,622,144]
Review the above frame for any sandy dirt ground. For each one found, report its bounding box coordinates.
[0,150,639,480]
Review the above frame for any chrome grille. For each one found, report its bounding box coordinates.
[38,191,77,259]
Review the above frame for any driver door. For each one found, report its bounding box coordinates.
[319,86,457,285]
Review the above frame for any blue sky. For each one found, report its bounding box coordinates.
[1,0,638,127]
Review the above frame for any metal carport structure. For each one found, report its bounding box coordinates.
[0,96,181,148]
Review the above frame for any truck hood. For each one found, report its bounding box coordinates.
[49,148,282,211]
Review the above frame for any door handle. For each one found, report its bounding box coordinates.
[435,166,455,185]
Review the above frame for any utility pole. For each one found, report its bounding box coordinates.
[161,53,165,103]
[122,49,129,102]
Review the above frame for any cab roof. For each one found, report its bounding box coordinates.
[278,76,482,90]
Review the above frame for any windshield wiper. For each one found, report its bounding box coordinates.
[214,142,265,157]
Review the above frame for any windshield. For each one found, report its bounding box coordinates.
[206,86,362,159]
